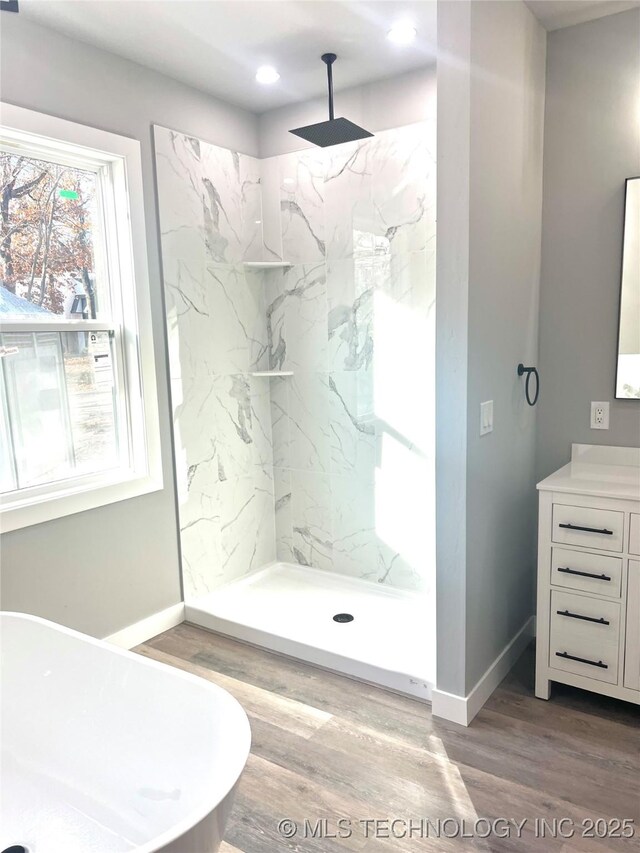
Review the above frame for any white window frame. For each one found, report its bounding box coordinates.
[0,103,162,532]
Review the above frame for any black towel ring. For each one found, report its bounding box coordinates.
[517,363,539,406]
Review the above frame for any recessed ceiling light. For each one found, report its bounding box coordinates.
[256,65,280,84]
[387,21,417,44]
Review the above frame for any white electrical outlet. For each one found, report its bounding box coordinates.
[480,400,493,436]
[590,401,610,430]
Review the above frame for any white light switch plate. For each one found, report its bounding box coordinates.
[590,401,609,430]
[480,400,493,436]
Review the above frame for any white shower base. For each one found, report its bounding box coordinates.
[185,563,434,700]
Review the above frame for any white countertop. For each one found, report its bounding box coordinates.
[537,444,640,502]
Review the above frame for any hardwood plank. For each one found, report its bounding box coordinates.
[229,753,370,852]
[484,687,639,753]
[249,716,445,815]
[136,644,332,739]
[308,716,634,852]
[431,710,639,820]
[169,623,433,746]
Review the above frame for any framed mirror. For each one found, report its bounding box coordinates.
[616,177,640,398]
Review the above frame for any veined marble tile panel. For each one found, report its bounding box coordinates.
[383,248,436,314]
[240,155,264,263]
[212,373,273,480]
[179,467,276,596]
[323,140,377,261]
[266,263,327,372]
[370,123,435,256]
[201,142,260,265]
[269,376,291,469]
[273,466,293,563]
[160,227,206,315]
[373,252,435,456]
[264,268,286,370]
[278,150,326,263]
[327,256,378,372]
[180,512,220,598]
[376,539,427,592]
[218,470,276,584]
[290,469,333,571]
[161,230,207,415]
[178,454,222,598]
[373,426,434,592]
[205,264,268,374]
[328,370,376,480]
[259,156,284,261]
[286,371,331,473]
[154,127,205,237]
[173,368,219,483]
[164,293,217,411]
[330,474,377,582]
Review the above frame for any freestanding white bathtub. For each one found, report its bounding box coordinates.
[0,612,251,853]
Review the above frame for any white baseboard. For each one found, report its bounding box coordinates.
[432,615,536,726]
[430,686,470,726]
[104,602,185,649]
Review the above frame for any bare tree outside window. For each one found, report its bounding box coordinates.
[0,152,99,317]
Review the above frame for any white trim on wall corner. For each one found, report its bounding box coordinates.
[432,615,536,726]
[104,603,185,649]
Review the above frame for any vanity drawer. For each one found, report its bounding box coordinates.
[552,504,623,552]
[551,548,622,597]
[630,514,640,556]
[549,590,620,684]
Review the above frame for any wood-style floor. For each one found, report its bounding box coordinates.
[135,624,639,852]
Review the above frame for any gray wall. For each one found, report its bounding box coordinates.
[258,67,436,157]
[537,9,640,479]
[435,0,471,698]
[436,0,546,696]
[465,0,546,692]
[0,14,258,637]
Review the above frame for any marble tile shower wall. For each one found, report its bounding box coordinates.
[155,127,276,598]
[155,121,435,597]
[266,124,436,591]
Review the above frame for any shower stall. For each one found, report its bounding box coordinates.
[155,119,436,698]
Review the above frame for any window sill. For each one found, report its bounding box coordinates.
[0,470,164,533]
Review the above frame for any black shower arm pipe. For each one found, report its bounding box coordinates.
[322,53,337,120]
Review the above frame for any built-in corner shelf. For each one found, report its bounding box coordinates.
[243,261,292,270]
[250,371,293,378]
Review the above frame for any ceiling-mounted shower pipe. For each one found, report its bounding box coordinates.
[323,53,336,120]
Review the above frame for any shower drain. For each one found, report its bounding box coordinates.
[333,613,354,623]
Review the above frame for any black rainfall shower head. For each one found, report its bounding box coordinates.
[290,116,373,147]
[290,53,374,148]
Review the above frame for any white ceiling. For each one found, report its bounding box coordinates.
[14,0,640,113]
[524,0,640,30]
[16,1,437,113]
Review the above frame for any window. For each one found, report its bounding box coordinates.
[0,104,161,531]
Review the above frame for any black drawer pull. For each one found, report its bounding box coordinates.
[556,651,608,669]
[557,609,609,625]
[557,566,612,582]
[558,522,613,535]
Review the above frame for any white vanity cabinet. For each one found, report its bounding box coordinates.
[536,444,640,705]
